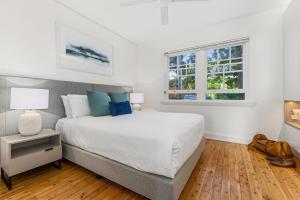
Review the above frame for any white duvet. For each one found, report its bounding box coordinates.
[56,111,204,178]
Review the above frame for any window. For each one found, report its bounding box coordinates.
[168,53,197,100]
[165,38,248,101]
[206,45,245,100]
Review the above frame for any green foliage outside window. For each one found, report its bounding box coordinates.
[206,93,245,100]
[207,75,223,90]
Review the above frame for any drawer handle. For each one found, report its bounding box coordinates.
[45,147,54,151]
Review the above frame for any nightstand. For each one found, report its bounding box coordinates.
[0,129,62,190]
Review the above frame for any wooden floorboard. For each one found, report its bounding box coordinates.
[1,139,300,200]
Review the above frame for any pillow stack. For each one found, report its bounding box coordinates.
[86,90,111,117]
[61,91,132,118]
[108,92,132,117]
[61,95,91,118]
[68,95,91,118]
[108,92,128,103]
[61,95,72,118]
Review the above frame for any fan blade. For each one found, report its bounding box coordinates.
[161,6,168,25]
[120,0,156,7]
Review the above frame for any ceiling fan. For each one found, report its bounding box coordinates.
[120,0,209,25]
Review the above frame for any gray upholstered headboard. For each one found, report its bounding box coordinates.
[0,75,132,137]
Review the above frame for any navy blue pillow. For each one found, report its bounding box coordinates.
[109,101,132,117]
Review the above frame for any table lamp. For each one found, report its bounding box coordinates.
[10,88,49,136]
[130,93,144,111]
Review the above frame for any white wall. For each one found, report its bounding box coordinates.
[280,124,300,154]
[280,0,300,154]
[137,9,285,143]
[0,0,138,87]
[283,0,300,100]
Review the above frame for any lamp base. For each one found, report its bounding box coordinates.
[19,110,42,136]
[132,104,142,111]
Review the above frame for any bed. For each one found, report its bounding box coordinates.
[56,110,205,200]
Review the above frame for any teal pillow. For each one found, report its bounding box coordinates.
[86,90,111,116]
[108,92,129,103]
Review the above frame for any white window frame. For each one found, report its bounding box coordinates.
[164,38,249,101]
[166,51,197,99]
[204,42,248,99]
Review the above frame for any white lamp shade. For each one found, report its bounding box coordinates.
[130,93,144,104]
[10,88,49,110]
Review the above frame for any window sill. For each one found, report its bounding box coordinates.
[161,100,257,107]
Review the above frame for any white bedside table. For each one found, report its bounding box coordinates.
[0,129,62,190]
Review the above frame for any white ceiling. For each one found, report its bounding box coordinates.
[57,0,290,45]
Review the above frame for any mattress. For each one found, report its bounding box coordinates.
[55,111,204,178]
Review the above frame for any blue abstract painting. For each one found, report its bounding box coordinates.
[56,23,113,76]
[65,43,110,64]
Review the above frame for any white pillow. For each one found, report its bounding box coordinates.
[67,95,91,118]
[61,95,72,118]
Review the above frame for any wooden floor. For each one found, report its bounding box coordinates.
[1,139,300,200]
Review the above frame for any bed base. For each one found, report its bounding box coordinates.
[62,138,205,200]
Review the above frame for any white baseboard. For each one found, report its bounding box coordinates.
[204,131,251,145]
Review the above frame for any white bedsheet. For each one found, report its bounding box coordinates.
[56,111,204,178]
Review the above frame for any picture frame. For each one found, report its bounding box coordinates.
[55,23,113,76]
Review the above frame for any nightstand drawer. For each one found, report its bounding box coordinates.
[8,146,62,176]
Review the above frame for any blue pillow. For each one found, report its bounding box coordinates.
[86,90,111,116]
[108,92,129,103]
[109,101,132,117]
